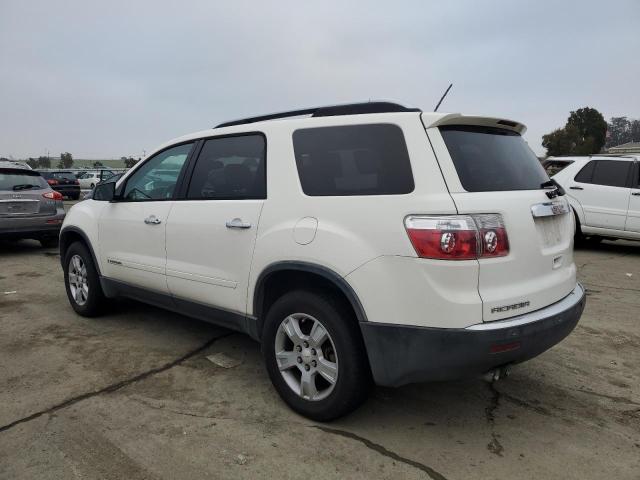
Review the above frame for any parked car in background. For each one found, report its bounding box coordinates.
[39,171,81,199]
[82,173,123,200]
[0,166,65,246]
[60,102,585,420]
[550,155,640,242]
[78,172,101,189]
[542,157,574,176]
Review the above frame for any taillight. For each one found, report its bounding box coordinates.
[47,179,58,185]
[473,214,509,257]
[405,214,509,260]
[42,191,63,200]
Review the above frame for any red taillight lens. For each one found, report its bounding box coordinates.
[405,214,509,260]
[47,179,58,185]
[42,191,63,200]
[405,216,479,260]
[474,214,509,258]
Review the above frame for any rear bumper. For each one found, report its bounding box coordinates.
[0,212,66,239]
[360,283,586,387]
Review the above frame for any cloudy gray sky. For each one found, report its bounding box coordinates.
[1,0,638,159]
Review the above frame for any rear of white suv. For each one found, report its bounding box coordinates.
[59,102,585,420]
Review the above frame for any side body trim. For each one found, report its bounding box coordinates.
[99,277,259,339]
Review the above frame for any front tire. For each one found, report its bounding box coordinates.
[262,289,371,421]
[63,241,106,317]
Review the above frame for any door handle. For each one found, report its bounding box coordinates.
[632,192,640,196]
[144,215,162,225]
[569,186,584,190]
[226,218,252,229]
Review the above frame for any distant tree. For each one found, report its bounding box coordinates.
[37,156,51,169]
[566,107,607,154]
[93,161,104,168]
[631,119,640,143]
[26,157,38,169]
[59,152,73,169]
[542,107,607,156]
[605,117,631,148]
[542,125,581,157]
[604,116,640,148]
[122,156,139,168]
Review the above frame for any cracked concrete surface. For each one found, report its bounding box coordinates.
[1,237,639,479]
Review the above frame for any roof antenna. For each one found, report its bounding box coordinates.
[434,83,453,112]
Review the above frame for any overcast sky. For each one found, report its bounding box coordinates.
[1,0,638,159]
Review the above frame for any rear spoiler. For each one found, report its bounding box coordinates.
[422,113,526,135]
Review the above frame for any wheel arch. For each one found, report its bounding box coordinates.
[59,226,101,276]
[252,262,368,339]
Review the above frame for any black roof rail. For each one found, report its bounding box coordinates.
[215,101,421,128]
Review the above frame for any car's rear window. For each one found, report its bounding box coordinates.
[51,172,77,180]
[0,169,48,190]
[292,124,414,196]
[440,125,548,192]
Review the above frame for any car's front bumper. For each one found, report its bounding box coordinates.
[360,283,586,387]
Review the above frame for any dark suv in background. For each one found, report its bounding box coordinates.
[39,171,81,199]
[0,166,65,247]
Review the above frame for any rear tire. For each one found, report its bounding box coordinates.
[262,289,371,421]
[71,193,80,200]
[39,236,59,248]
[63,241,106,317]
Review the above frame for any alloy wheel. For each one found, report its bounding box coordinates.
[274,313,339,401]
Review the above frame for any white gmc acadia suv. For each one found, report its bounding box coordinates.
[59,102,586,420]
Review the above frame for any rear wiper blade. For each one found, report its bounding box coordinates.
[540,179,565,198]
[12,184,38,191]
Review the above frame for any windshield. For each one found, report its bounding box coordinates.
[0,169,48,190]
[440,126,548,192]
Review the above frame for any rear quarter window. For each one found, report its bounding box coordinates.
[440,126,548,192]
[292,124,414,196]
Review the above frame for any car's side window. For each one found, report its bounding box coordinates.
[591,160,631,188]
[292,124,414,196]
[186,135,266,200]
[574,161,595,183]
[122,143,193,201]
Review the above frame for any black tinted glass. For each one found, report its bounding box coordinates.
[52,172,76,180]
[187,135,266,200]
[440,126,548,192]
[574,161,596,183]
[591,160,631,188]
[0,169,47,190]
[292,124,414,196]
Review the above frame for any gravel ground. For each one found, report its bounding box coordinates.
[0,233,638,479]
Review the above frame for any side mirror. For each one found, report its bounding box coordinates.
[93,181,116,201]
